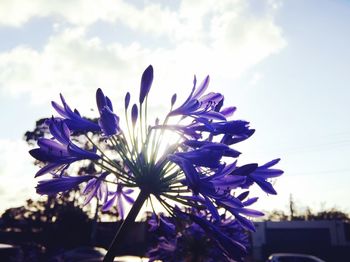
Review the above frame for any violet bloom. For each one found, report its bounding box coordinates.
[102,184,134,219]
[29,118,99,177]
[189,120,254,138]
[239,159,284,195]
[183,140,241,157]
[82,172,109,205]
[147,237,177,262]
[171,148,224,169]
[96,88,120,136]
[148,213,176,237]
[222,199,264,232]
[52,94,100,132]
[36,175,93,195]
[169,75,225,121]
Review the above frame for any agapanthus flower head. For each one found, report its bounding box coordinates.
[29,65,283,261]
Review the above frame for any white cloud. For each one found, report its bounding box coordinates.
[0,0,175,29]
[0,26,143,109]
[249,72,264,86]
[0,139,37,211]
[0,0,286,112]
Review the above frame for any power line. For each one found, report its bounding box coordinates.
[252,139,350,155]
[284,168,350,176]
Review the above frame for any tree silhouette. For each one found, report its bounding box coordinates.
[265,196,349,222]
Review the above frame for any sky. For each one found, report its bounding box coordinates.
[0,0,349,215]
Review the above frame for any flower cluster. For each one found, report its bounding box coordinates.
[147,209,249,262]
[29,65,283,261]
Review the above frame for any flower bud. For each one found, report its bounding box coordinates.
[131,104,138,126]
[125,92,130,110]
[139,65,153,104]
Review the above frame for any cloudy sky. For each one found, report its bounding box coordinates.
[0,0,349,215]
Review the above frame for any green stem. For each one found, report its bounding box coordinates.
[103,190,149,262]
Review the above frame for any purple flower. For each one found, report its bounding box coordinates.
[147,237,176,262]
[184,140,241,157]
[191,120,253,137]
[189,213,247,261]
[82,172,109,205]
[148,209,248,262]
[102,184,134,219]
[167,155,200,193]
[51,94,100,132]
[148,213,176,237]
[29,118,99,177]
[224,205,263,232]
[207,165,247,200]
[96,88,120,136]
[171,148,223,169]
[169,155,245,195]
[168,156,248,222]
[239,159,284,195]
[169,75,225,120]
[36,175,93,195]
[156,119,254,146]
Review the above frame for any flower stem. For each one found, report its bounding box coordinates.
[103,190,149,262]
